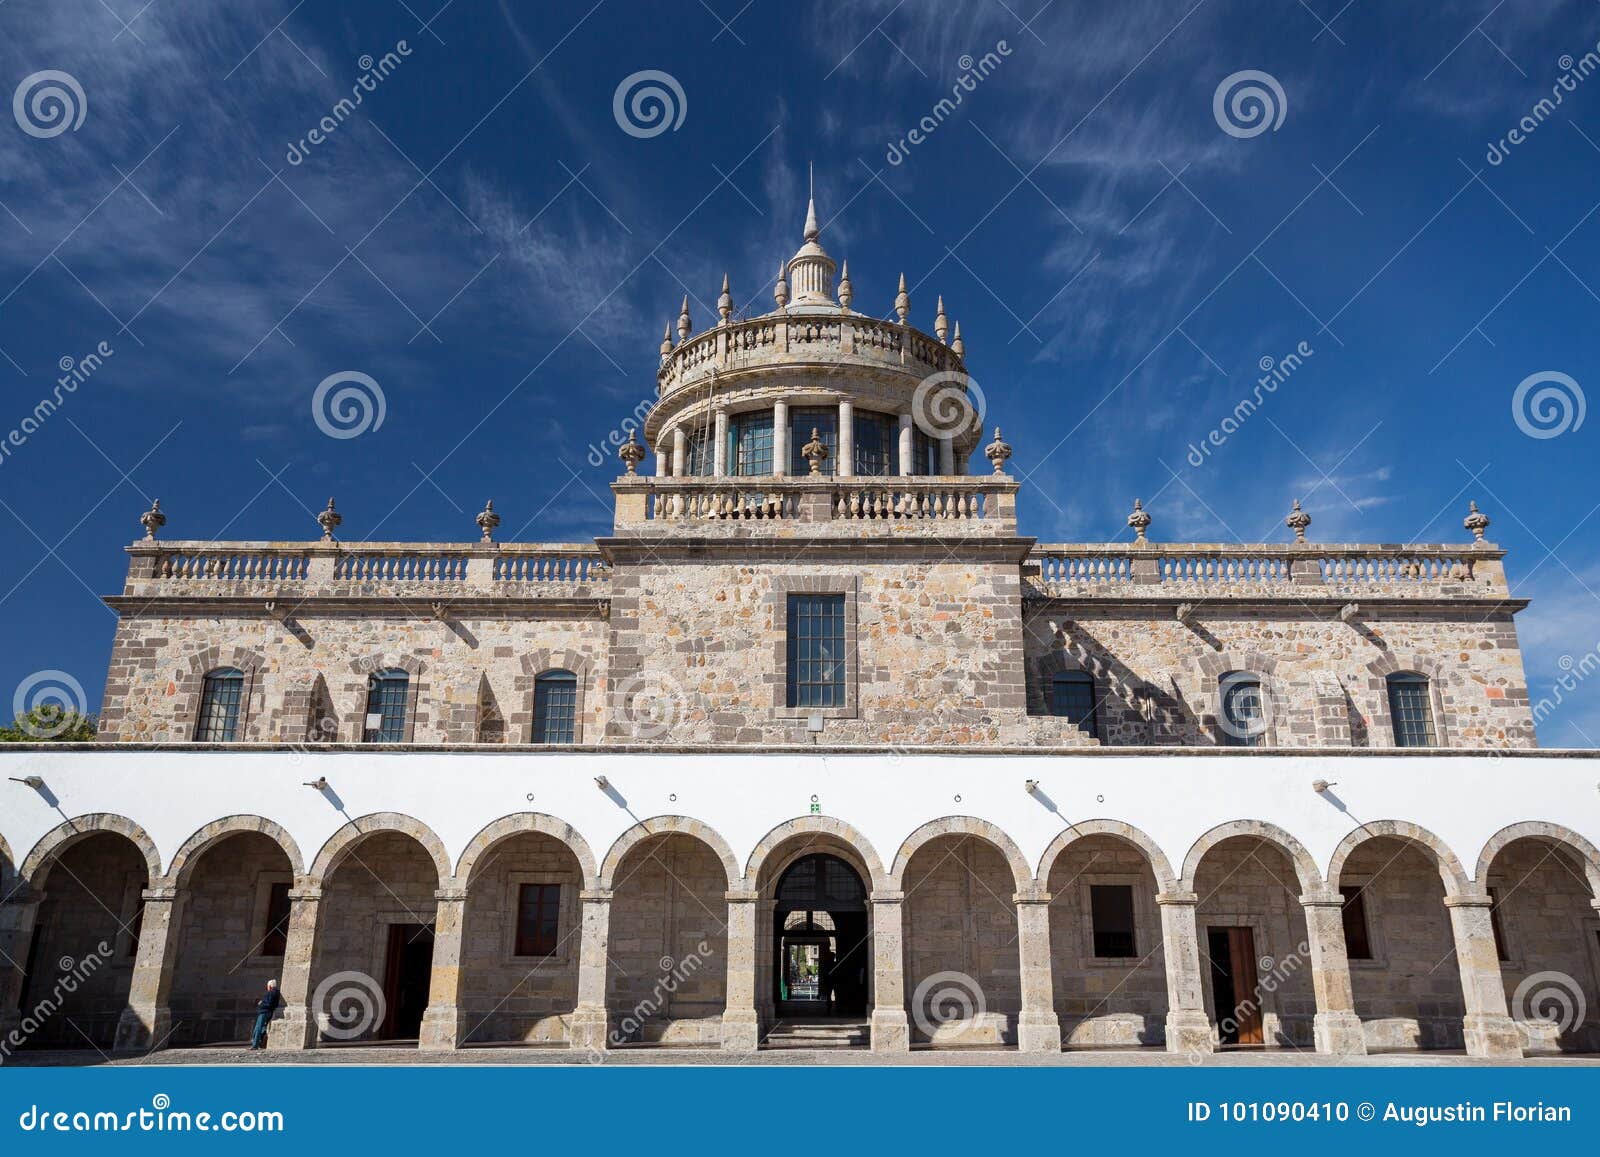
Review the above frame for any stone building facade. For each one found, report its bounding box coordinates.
[1,203,1594,1064]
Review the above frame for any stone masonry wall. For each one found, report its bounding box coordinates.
[1023,606,1534,748]
[168,832,294,1045]
[1047,835,1168,1046]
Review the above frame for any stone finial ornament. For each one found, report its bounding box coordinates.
[1463,500,1491,543]
[139,498,166,541]
[1127,498,1152,544]
[660,324,673,359]
[935,295,949,344]
[676,296,692,344]
[476,499,501,543]
[801,427,829,475]
[950,321,964,358]
[618,431,647,476]
[717,273,733,325]
[774,259,789,309]
[984,427,1012,475]
[317,498,342,542]
[1286,498,1311,543]
[837,260,852,311]
[894,273,910,323]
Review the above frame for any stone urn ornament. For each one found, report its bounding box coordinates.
[801,428,829,475]
[139,498,166,541]
[1463,500,1491,543]
[1286,498,1311,543]
[984,427,1012,475]
[1127,498,1152,544]
[476,499,501,543]
[618,430,647,476]
[317,498,342,542]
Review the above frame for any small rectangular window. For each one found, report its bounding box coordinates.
[363,672,409,743]
[533,673,577,744]
[261,881,292,957]
[515,883,561,957]
[786,594,846,708]
[1387,676,1437,747]
[1090,884,1137,958]
[1050,674,1099,739]
[1340,885,1373,960]
[195,669,244,742]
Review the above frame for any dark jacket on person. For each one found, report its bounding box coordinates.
[256,988,283,1015]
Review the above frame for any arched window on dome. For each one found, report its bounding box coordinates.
[532,670,578,744]
[194,668,245,741]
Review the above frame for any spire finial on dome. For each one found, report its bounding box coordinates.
[677,295,691,343]
[803,196,820,242]
[935,295,949,343]
[894,273,909,323]
[950,320,964,357]
[774,259,789,308]
[660,323,673,359]
[718,272,733,325]
[838,259,852,311]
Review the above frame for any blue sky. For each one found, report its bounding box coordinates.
[1,0,1598,744]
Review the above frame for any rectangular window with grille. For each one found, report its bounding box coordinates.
[728,412,774,476]
[786,594,846,708]
[515,883,561,957]
[195,670,244,741]
[1090,884,1137,957]
[363,673,409,743]
[853,411,895,476]
[789,408,838,476]
[533,674,577,744]
[1221,677,1265,747]
[1049,673,1099,739]
[1386,676,1437,747]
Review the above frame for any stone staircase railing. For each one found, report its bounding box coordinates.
[1027,544,1508,598]
[123,542,610,599]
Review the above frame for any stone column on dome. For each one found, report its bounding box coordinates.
[898,414,914,475]
[938,437,955,476]
[671,427,687,478]
[773,400,789,476]
[838,399,854,478]
[713,409,728,477]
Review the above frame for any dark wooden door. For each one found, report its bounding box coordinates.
[380,923,434,1039]
[1206,926,1264,1046]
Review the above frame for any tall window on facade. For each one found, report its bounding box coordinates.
[912,428,940,475]
[728,412,774,475]
[362,670,409,743]
[514,883,561,957]
[789,408,838,476]
[683,426,713,476]
[786,593,846,708]
[1339,885,1373,960]
[260,881,292,957]
[1089,883,1137,957]
[853,411,895,475]
[1386,673,1437,747]
[532,670,578,743]
[194,667,245,741]
[1219,673,1265,747]
[1049,671,1099,739]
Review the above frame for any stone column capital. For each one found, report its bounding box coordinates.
[725,889,761,903]
[1443,893,1495,910]
[1,884,44,907]
[287,885,323,903]
[1299,892,1345,908]
[579,888,614,904]
[869,890,905,905]
[140,885,181,904]
[1155,891,1199,907]
[1012,891,1052,906]
[434,888,469,903]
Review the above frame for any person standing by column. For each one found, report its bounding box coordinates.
[250,979,282,1050]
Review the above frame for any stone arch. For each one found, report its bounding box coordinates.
[1035,819,1178,893]
[890,816,1033,892]
[745,816,888,892]
[599,816,741,889]
[1474,821,1600,897]
[455,812,599,887]
[167,815,305,886]
[21,813,163,886]
[1326,820,1471,896]
[1180,820,1323,894]
[1364,651,1452,747]
[515,650,595,743]
[177,646,267,741]
[308,812,451,884]
[1193,649,1283,746]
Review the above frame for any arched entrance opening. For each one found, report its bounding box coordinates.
[772,853,869,1019]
